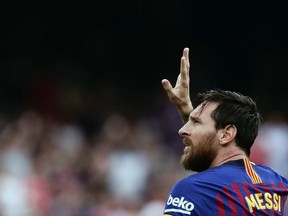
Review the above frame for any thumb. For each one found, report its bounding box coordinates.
[161,79,173,92]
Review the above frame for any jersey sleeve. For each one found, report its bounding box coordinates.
[163,178,206,216]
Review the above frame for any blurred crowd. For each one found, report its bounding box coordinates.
[0,105,287,215]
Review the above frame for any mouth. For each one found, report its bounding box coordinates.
[182,138,192,154]
[183,138,190,146]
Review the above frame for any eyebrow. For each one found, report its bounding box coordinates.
[190,115,201,123]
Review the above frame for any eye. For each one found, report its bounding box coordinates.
[190,117,200,124]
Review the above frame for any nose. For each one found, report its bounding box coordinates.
[178,123,190,137]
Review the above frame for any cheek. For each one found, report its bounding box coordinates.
[192,128,217,142]
[191,128,209,138]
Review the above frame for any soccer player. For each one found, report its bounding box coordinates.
[161,48,288,215]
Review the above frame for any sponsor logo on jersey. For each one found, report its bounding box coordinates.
[164,195,194,215]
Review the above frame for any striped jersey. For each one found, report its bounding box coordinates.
[163,158,288,215]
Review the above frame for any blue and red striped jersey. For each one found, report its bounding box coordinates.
[163,158,288,215]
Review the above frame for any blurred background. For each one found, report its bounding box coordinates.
[0,0,288,215]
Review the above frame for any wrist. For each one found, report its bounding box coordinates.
[177,103,193,116]
[177,103,193,123]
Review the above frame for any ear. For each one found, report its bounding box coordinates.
[217,124,237,145]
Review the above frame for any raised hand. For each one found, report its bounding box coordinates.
[161,48,193,123]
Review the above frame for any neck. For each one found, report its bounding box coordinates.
[210,148,247,168]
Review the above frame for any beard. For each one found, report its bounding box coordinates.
[181,132,219,172]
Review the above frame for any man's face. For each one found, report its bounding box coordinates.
[178,102,220,172]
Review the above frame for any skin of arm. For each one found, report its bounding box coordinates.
[161,47,193,123]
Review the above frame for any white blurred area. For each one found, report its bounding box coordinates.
[0,109,287,215]
[0,108,183,216]
[250,114,288,177]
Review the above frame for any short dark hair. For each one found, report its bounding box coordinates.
[194,89,262,155]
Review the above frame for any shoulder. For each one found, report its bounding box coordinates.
[174,170,214,186]
[169,168,228,200]
[255,163,288,183]
[175,164,241,185]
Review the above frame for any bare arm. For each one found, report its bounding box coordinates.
[161,48,193,123]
